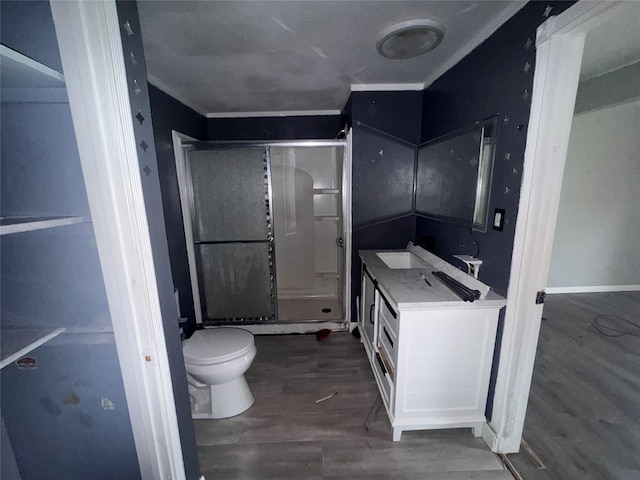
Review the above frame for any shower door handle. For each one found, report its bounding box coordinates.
[336,237,344,248]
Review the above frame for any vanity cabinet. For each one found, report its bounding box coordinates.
[359,244,506,441]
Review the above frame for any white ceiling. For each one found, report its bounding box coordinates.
[137,1,526,116]
[580,1,640,81]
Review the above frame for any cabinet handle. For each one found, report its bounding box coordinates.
[369,304,375,324]
[383,326,394,348]
[375,352,387,375]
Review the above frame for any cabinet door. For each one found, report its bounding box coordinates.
[361,266,377,350]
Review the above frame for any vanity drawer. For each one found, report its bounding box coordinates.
[372,349,392,407]
[378,293,398,336]
[378,318,397,373]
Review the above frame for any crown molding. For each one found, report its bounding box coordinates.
[205,110,342,118]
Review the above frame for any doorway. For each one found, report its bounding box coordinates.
[487,0,639,456]
[176,138,349,330]
[505,6,640,475]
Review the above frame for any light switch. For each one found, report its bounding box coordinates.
[493,208,505,231]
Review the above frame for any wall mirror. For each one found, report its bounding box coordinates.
[415,116,497,231]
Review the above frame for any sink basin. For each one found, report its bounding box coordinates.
[376,252,426,269]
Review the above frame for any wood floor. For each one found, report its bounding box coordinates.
[508,292,640,480]
[195,332,511,479]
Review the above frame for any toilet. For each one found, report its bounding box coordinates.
[182,327,257,419]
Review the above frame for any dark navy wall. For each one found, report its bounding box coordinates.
[347,91,423,320]
[148,84,207,337]
[115,3,200,478]
[418,1,575,296]
[351,215,417,318]
[346,91,423,144]
[207,115,343,140]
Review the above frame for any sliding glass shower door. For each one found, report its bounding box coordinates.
[270,146,344,321]
[187,148,276,322]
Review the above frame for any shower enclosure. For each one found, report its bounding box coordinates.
[179,140,347,326]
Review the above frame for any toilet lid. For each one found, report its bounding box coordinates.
[183,328,255,364]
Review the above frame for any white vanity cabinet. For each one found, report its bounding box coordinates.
[359,244,506,441]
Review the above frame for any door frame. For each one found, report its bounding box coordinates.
[482,0,632,453]
[51,2,185,479]
[173,137,352,334]
[173,131,204,326]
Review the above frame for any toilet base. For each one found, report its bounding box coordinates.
[189,375,255,419]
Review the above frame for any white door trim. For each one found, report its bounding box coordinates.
[51,2,185,478]
[484,0,632,453]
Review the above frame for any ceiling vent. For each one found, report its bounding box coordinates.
[376,19,445,60]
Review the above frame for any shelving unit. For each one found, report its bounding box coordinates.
[0,44,75,366]
[1,4,143,478]
[1,43,82,231]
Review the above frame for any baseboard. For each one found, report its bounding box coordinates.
[238,321,346,335]
[482,422,500,452]
[546,285,640,294]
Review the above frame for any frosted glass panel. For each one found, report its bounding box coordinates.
[189,148,268,242]
[198,243,273,320]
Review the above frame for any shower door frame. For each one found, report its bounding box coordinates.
[174,135,352,333]
[185,145,278,323]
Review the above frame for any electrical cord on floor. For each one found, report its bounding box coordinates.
[468,228,480,258]
[589,314,640,338]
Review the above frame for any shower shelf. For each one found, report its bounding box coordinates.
[313,189,339,194]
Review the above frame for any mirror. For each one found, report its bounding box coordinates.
[415,117,497,231]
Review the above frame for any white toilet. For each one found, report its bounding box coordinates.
[182,327,257,419]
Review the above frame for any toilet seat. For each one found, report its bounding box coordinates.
[183,328,255,365]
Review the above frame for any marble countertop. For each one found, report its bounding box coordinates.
[360,249,506,310]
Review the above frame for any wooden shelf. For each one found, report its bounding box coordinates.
[1,44,64,87]
[1,327,65,369]
[1,44,66,103]
[0,216,84,235]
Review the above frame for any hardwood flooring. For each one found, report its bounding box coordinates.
[195,332,511,479]
[507,292,640,480]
